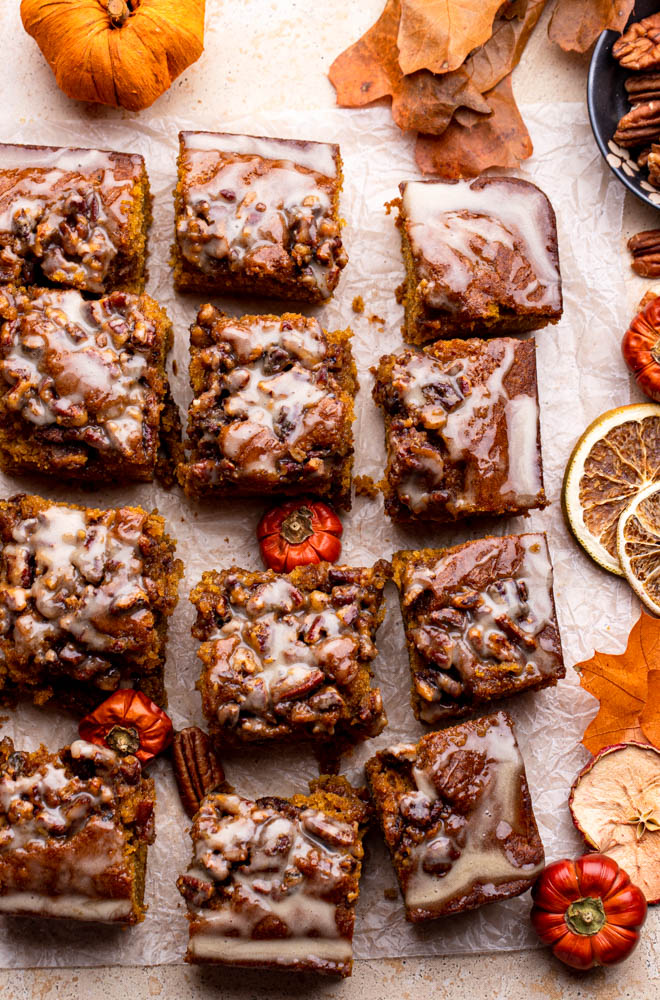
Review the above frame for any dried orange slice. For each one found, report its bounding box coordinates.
[562,403,660,576]
[618,480,660,615]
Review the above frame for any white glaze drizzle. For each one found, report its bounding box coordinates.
[0,504,149,659]
[402,179,561,312]
[186,793,357,954]
[0,288,148,452]
[403,716,544,912]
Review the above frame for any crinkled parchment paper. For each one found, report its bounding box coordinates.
[0,102,642,965]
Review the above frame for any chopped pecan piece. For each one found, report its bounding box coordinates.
[613,13,660,72]
[626,73,660,104]
[628,229,660,277]
[614,100,660,148]
[649,145,660,188]
[172,727,226,818]
[638,147,652,168]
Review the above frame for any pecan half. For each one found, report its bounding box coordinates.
[628,229,660,277]
[172,727,226,818]
[626,73,660,105]
[613,14,660,72]
[614,101,660,148]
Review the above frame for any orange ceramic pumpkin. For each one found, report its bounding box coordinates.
[21,0,206,111]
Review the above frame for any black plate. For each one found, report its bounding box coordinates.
[587,0,660,210]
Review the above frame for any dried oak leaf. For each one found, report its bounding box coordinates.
[327,0,401,107]
[415,73,532,178]
[398,0,547,133]
[468,0,547,93]
[548,0,634,54]
[576,612,660,755]
[391,68,490,133]
[396,0,504,75]
[329,0,544,136]
[329,0,488,134]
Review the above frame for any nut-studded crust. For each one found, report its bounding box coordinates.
[0,493,182,712]
[177,775,369,975]
[0,143,151,295]
[172,132,347,303]
[0,736,155,924]
[372,337,546,523]
[392,533,565,723]
[0,284,182,486]
[177,307,357,508]
[190,560,389,748]
[365,713,544,922]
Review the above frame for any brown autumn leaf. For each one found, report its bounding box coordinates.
[391,67,490,133]
[548,0,634,54]
[576,611,660,755]
[397,0,504,75]
[328,0,402,108]
[468,0,547,93]
[329,0,488,134]
[414,73,532,178]
[396,0,546,133]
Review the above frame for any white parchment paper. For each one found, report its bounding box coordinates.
[0,102,642,965]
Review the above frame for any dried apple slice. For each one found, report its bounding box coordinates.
[569,742,660,903]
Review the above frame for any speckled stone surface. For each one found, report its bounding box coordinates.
[0,1,658,996]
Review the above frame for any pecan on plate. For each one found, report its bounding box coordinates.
[614,101,660,148]
[649,145,660,187]
[628,229,660,278]
[613,13,660,71]
[626,73,660,105]
[638,146,652,168]
[172,726,226,818]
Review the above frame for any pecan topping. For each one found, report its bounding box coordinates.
[628,229,660,277]
[172,727,226,818]
[614,101,660,148]
[613,13,660,72]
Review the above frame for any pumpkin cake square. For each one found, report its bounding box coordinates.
[177,306,357,508]
[172,131,347,301]
[0,736,155,923]
[0,284,182,486]
[392,533,565,724]
[365,712,545,922]
[0,493,182,712]
[0,142,151,294]
[177,775,369,975]
[372,337,546,523]
[397,177,562,344]
[190,561,389,748]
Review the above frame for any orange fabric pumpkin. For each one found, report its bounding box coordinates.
[20,0,206,112]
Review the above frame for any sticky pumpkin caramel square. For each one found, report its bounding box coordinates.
[0,493,182,712]
[365,712,545,922]
[0,736,155,924]
[190,561,389,749]
[372,337,546,523]
[0,284,181,486]
[177,306,356,508]
[397,176,562,344]
[172,131,347,302]
[392,533,565,724]
[177,775,369,975]
[0,142,151,294]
